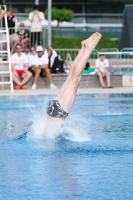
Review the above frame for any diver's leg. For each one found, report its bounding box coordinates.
[54,32,102,113]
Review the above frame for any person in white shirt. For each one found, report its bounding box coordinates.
[28,45,37,74]
[95,54,113,88]
[31,46,57,89]
[11,44,32,89]
[29,5,44,46]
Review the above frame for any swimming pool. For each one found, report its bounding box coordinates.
[0,94,133,200]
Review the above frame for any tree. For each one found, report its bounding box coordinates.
[45,7,74,29]
[3,0,12,10]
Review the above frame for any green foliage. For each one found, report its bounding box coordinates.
[97,38,120,50]
[2,0,11,10]
[44,7,74,27]
[59,8,74,22]
[52,38,120,50]
[2,0,6,5]
[52,38,83,48]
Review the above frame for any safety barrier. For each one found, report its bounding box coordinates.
[0,25,133,88]
[55,48,99,65]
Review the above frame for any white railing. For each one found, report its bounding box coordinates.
[0,6,13,92]
[0,28,49,56]
[55,48,99,65]
[1,25,133,83]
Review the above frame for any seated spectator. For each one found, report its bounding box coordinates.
[46,47,65,73]
[95,54,113,88]
[11,44,32,89]
[31,46,57,90]
[0,1,5,21]
[28,45,37,75]
[17,22,30,51]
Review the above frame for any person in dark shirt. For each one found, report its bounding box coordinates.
[6,10,17,35]
[17,22,30,51]
[6,10,19,54]
[46,48,65,73]
[0,0,5,21]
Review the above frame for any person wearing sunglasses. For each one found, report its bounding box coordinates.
[17,22,30,51]
[30,45,57,89]
[11,44,32,89]
[28,46,37,75]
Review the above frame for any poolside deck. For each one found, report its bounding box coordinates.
[0,75,133,96]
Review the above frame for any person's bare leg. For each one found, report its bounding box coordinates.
[106,73,111,87]
[12,74,21,86]
[53,32,102,113]
[0,9,5,21]
[98,73,106,87]
[20,71,32,86]
[33,69,41,84]
[69,32,101,72]
[44,68,52,84]
[69,46,85,71]
[55,32,102,102]
[20,38,30,51]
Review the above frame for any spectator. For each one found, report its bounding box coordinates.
[31,45,57,90]
[17,22,30,51]
[6,10,19,55]
[29,5,44,46]
[28,45,37,75]
[46,47,65,73]
[11,44,32,89]
[0,1,5,21]
[95,54,113,88]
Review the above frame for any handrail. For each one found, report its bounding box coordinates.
[5,12,13,93]
[0,5,13,93]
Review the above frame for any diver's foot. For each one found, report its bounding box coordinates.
[81,32,102,50]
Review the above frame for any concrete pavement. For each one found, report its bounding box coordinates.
[0,75,133,96]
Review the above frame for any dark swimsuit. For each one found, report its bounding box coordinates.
[47,100,68,119]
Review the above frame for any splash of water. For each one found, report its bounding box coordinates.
[27,107,91,143]
[63,114,91,142]
[23,96,91,142]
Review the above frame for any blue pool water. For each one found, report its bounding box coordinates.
[0,94,133,200]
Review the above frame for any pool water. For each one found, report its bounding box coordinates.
[0,94,133,200]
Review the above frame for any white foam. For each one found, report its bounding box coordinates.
[63,115,91,142]
[25,96,91,143]
[27,107,91,143]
